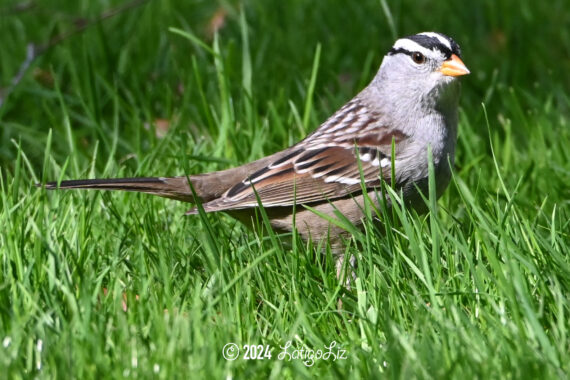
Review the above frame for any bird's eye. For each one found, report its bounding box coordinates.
[411,52,426,64]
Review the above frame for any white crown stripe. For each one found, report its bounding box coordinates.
[418,32,452,50]
[392,39,434,58]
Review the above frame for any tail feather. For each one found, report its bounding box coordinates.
[38,176,195,202]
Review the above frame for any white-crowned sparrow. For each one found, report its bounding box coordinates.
[41,32,469,272]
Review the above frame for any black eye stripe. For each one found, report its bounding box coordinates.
[388,48,439,63]
[389,48,426,59]
[388,33,461,60]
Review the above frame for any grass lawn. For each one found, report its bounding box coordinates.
[1,0,569,378]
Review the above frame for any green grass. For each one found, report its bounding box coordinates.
[1,0,569,378]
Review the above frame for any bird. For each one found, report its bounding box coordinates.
[39,32,469,280]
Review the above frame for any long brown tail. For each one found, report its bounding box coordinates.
[39,176,195,202]
[37,151,289,205]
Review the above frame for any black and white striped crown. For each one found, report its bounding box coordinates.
[388,32,461,59]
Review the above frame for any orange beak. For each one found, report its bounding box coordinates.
[440,54,470,77]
